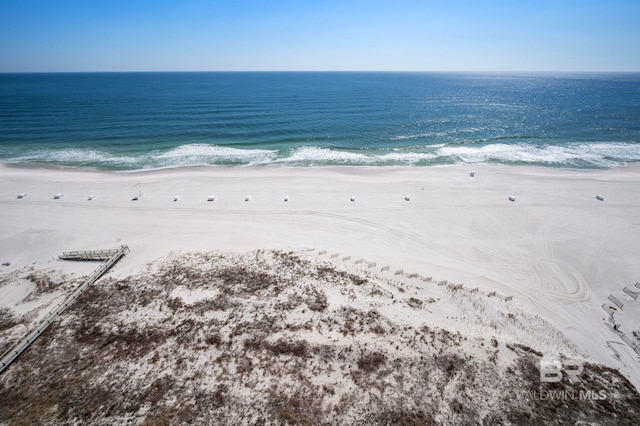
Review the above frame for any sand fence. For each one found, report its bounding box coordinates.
[603,282,640,358]
[307,246,514,303]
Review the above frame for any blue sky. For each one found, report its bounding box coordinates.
[1,0,639,72]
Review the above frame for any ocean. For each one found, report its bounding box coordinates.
[1,72,639,171]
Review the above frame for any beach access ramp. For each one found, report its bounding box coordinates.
[0,245,129,374]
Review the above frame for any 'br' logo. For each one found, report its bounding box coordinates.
[540,356,583,383]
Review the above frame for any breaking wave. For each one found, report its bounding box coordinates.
[3,142,640,171]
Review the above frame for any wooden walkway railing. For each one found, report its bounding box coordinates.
[58,248,123,261]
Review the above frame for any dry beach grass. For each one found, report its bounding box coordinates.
[1,250,639,424]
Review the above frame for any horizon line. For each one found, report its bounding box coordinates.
[2,70,639,74]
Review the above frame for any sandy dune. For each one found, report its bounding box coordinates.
[1,249,639,424]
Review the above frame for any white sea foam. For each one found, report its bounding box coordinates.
[8,149,137,166]
[277,147,370,164]
[6,144,277,169]
[376,151,438,163]
[4,142,640,170]
[152,144,277,167]
[437,142,640,167]
[276,147,438,165]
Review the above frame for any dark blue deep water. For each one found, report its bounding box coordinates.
[1,72,639,170]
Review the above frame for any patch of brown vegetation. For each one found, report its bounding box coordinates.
[0,307,17,333]
[357,351,387,373]
[1,250,638,425]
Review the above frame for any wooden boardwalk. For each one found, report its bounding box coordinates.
[0,245,129,374]
[58,248,124,261]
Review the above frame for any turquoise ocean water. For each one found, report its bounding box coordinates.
[0,72,639,171]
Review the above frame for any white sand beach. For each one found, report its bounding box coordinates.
[1,162,640,422]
